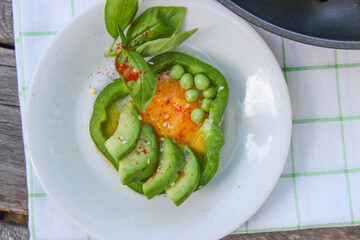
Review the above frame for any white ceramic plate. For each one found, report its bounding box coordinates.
[25,0,292,239]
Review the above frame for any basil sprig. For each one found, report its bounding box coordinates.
[104,0,197,111]
[105,0,138,52]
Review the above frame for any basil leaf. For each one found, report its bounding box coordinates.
[126,6,186,48]
[135,28,198,57]
[105,0,138,39]
[115,49,157,111]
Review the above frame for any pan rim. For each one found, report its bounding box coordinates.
[218,0,360,49]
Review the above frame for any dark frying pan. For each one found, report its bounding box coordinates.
[218,0,360,49]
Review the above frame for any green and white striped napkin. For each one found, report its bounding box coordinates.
[12,0,360,239]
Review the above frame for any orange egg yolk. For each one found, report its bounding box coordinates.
[139,73,205,155]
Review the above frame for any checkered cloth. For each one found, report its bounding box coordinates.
[12,0,360,239]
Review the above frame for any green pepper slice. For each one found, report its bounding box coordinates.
[89,79,129,170]
[148,51,229,189]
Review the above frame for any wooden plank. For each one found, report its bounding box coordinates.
[0,171,27,215]
[0,0,14,47]
[0,43,26,215]
[0,47,16,67]
[0,64,19,107]
[2,218,360,240]
[0,117,25,175]
[222,226,360,240]
[0,89,26,216]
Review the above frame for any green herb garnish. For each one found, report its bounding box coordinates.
[104,0,197,111]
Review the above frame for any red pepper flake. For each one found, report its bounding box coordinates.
[115,59,140,83]
[142,31,150,37]
[177,171,182,176]
[174,106,182,111]
[115,42,122,50]
[143,149,148,155]
[140,25,151,38]
[178,130,184,139]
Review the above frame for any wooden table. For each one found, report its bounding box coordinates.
[1,0,360,239]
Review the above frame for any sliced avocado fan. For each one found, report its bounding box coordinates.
[143,137,185,199]
[166,146,201,206]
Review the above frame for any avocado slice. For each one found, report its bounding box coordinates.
[166,146,201,206]
[104,101,141,162]
[143,137,185,199]
[127,179,165,195]
[119,124,159,185]
[127,180,145,195]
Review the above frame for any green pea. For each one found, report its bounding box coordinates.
[169,65,185,80]
[185,90,199,102]
[194,74,210,90]
[191,108,205,124]
[202,86,217,99]
[180,73,194,90]
[201,98,212,112]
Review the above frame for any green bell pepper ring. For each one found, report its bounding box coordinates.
[89,79,129,170]
[148,51,229,189]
